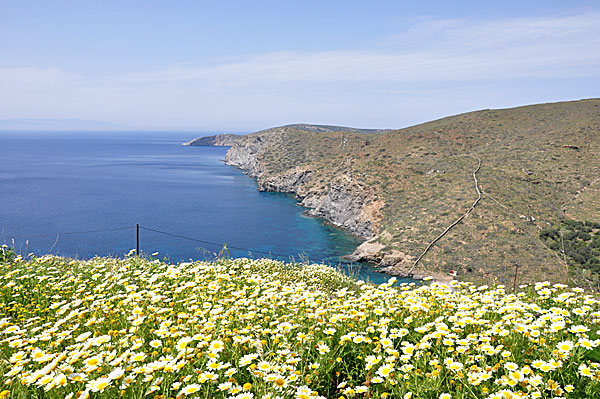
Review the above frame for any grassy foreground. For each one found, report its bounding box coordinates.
[1,255,600,399]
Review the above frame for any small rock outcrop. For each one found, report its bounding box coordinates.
[345,239,385,262]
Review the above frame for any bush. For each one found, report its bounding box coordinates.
[539,228,559,240]
[578,231,592,241]
[548,241,560,250]
[585,221,600,229]
[564,230,578,241]
[586,257,600,267]
[563,219,581,229]
[571,252,586,265]
[0,245,16,263]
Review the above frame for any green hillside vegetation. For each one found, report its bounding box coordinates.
[540,221,600,275]
[233,99,600,288]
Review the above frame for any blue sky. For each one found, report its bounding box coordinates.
[1,1,599,131]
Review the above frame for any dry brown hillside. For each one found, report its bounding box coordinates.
[193,99,600,288]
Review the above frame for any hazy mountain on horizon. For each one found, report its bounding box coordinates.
[0,118,127,131]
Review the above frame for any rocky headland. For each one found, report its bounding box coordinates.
[191,125,384,240]
[185,101,600,287]
[183,134,240,146]
[191,127,435,279]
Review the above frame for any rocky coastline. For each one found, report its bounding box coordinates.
[182,101,600,287]
[222,131,379,240]
[189,130,420,280]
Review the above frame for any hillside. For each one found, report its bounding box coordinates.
[188,99,600,288]
[182,124,391,146]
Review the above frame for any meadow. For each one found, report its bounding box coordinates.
[1,251,599,398]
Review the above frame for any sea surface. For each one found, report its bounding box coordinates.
[0,131,400,284]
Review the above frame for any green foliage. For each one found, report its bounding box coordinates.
[539,219,600,275]
[0,245,16,263]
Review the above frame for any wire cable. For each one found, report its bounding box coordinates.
[139,225,294,258]
[5,225,300,260]
[4,226,134,239]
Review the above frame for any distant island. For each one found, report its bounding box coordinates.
[186,99,600,288]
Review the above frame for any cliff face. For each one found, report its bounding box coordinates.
[259,169,376,238]
[224,135,267,177]
[257,166,314,194]
[220,129,380,240]
[299,175,377,238]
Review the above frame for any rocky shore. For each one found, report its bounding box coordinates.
[188,128,418,279]
[182,101,600,287]
[222,130,379,240]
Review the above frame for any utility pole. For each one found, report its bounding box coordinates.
[512,262,519,292]
[136,224,140,256]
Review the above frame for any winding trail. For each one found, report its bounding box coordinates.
[409,156,482,275]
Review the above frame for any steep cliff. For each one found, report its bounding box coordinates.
[298,175,379,238]
[257,166,314,193]
[224,135,270,178]
[219,125,383,239]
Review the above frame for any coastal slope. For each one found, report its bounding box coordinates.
[187,99,600,287]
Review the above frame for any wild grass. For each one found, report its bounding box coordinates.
[1,255,599,398]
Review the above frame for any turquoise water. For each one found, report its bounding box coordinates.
[0,131,399,284]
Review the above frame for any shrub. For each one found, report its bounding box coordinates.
[540,228,559,240]
[0,245,15,263]
[578,231,592,241]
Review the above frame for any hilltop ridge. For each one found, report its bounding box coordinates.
[183,124,391,146]
[187,99,600,287]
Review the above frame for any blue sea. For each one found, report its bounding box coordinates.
[0,131,399,284]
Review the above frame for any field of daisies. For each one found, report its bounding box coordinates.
[1,254,600,399]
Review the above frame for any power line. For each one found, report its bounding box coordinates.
[138,226,295,258]
[4,226,134,239]
[4,224,301,260]
[59,227,134,235]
